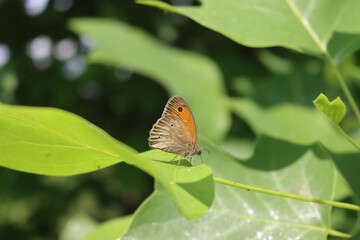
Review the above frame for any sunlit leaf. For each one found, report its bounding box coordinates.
[313,93,346,125]
[0,104,214,219]
[0,104,132,175]
[69,18,230,141]
[139,0,360,64]
[121,136,344,239]
[83,215,133,240]
[138,150,214,219]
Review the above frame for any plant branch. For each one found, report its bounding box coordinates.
[328,60,360,124]
[213,176,360,212]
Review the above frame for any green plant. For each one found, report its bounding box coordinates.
[1,0,360,239]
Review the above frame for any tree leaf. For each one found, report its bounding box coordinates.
[138,150,214,219]
[313,93,346,125]
[331,152,360,199]
[83,215,133,240]
[138,0,360,64]
[121,136,342,239]
[333,170,353,201]
[0,104,133,175]
[0,104,214,219]
[231,98,360,153]
[69,18,230,141]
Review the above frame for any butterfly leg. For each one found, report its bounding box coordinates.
[176,158,182,165]
[170,154,178,162]
[190,156,194,166]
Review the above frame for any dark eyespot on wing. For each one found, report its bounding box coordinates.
[160,96,198,145]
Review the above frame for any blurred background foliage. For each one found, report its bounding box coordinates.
[0,0,359,239]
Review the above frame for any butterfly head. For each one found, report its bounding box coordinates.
[195,147,203,155]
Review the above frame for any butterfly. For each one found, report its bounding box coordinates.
[148,96,204,166]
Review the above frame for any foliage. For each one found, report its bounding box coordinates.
[0,0,360,239]
[0,104,214,219]
[122,136,342,240]
[313,94,346,125]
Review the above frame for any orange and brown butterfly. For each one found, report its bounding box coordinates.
[148,96,203,166]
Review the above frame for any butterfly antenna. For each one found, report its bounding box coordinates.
[207,147,224,153]
[203,147,211,154]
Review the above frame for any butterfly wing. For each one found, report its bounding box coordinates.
[161,96,197,145]
[148,115,194,156]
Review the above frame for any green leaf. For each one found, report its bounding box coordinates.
[331,152,360,199]
[139,0,360,64]
[122,136,343,239]
[220,138,254,159]
[0,104,134,175]
[333,171,353,201]
[335,0,360,33]
[83,215,133,240]
[0,104,214,219]
[313,93,346,125]
[231,98,360,153]
[138,150,215,219]
[69,18,230,141]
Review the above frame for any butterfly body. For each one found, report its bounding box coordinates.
[148,96,203,165]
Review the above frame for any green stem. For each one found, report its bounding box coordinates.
[213,176,360,212]
[329,61,360,124]
[328,229,351,238]
[336,125,360,151]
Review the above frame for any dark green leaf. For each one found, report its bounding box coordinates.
[331,152,360,199]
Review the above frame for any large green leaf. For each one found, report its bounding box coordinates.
[231,98,360,153]
[69,18,230,141]
[137,150,215,219]
[139,0,360,64]
[0,104,132,175]
[0,104,214,219]
[121,136,345,239]
[83,215,133,240]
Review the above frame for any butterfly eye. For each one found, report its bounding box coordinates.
[178,107,183,112]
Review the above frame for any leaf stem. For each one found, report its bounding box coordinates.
[329,61,360,124]
[328,229,351,238]
[335,125,360,151]
[213,176,360,212]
